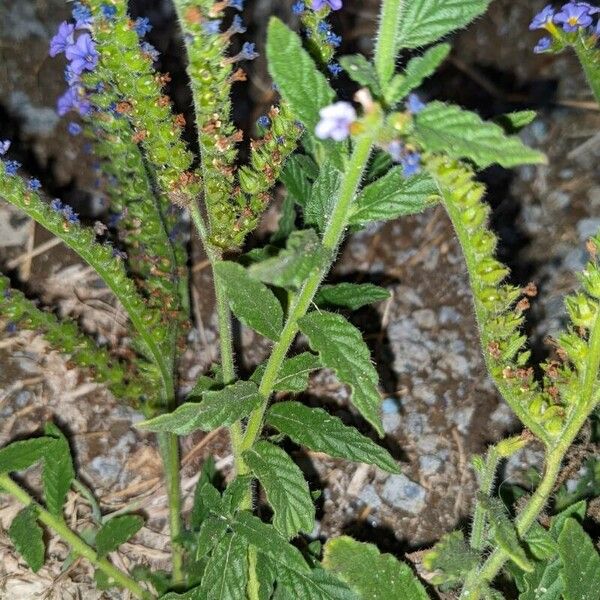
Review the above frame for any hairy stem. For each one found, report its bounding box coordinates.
[374,0,405,86]
[157,432,184,586]
[0,474,153,599]
[574,39,600,105]
[241,112,382,454]
[469,447,500,551]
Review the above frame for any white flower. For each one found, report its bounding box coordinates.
[315,102,357,141]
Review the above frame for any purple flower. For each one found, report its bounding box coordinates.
[406,93,426,114]
[62,205,80,225]
[388,141,422,176]
[4,160,21,176]
[554,2,593,31]
[6,323,17,334]
[49,21,75,57]
[68,122,82,135]
[326,31,342,47]
[140,42,160,61]
[50,199,64,212]
[64,65,80,86]
[27,178,42,191]
[65,34,99,74]
[100,4,117,20]
[534,36,552,53]
[134,17,153,37]
[72,2,93,29]
[0,140,10,155]
[327,62,343,76]
[57,86,91,116]
[240,42,259,60]
[312,0,343,10]
[292,1,305,14]
[315,101,356,141]
[529,5,555,30]
[203,20,222,34]
[230,15,246,34]
[257,115,271,127]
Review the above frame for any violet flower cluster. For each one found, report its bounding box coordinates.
[530,2,600,53]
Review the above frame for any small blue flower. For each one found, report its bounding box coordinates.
[317,22,330,33]
[406,93,426,114]
[292,1,305,15]
[529,4,555,30]
[534,36,552,53]
[4,160,21,176]
[140,42,160,61]
[68,122,82,135]
[554,2,593,31]
[62,205,80,225]
[100,4,117,20]
[388,141,422,176]
[134,17,153,37]
[49,21,75,57]
[257,115,271,127]
[202,19,222,34]
[57,86,91,117]
[6,323,17,334]
[240,42,259,60]
[27,178,42,191]
[229,0,245,10]
[327,62,343,76]
[326,31,342,47]
[276,135,285,144]
[315,101,356,141]
[312,0,343,10]
[50,199,63,212]
[72,2,93,29]
[230,15,246,34]
[0,140,10,155]
[65,33,99,74]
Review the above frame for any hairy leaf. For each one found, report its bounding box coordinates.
[315,284,390,311]
[191,456,218,529]
[558,518,600,600]
[396,0,492,49]
[196,516,229,560]
[422,530,479,587]
[386,44,451,104]
[275,568,358,600]
[415,102,546,168]
[349,170,437,226]
[244,441,315,538]
[304,161,343,232]
[524,522,558,561]
[266,402,399,473]
[550,500,586,539]
[280,155,318,208]
[248,230,327,290]
[214,262,283,340]
[252,353,322,393]
[520,559,563,600]
[8,506,45,572]
[0,437,52,474]
[200,532,249,600]
[339,55,381,95]
[42,423,75,516]
[267,18,335,130]
[323,536,428,600]
[96,515,144,557]
[138,381,262,435]
[298,312,384,435]
[495,110,537,133]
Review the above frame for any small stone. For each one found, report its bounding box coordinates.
[419,455,443,476]
[413,308,437,329]
[357,484,382,510]
[382,412,401,434]
[381,474,427,515]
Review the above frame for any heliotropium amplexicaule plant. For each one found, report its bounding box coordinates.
[0,0,598,598]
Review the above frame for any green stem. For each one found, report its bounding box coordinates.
[374,0,405,86]
[241,113,382,454]
[470,446,500,551]
[0,474,153,600]
[574,37,600,105]
[157,432,184,586]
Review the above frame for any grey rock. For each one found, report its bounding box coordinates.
[382,411,401,434]
[577,218,600,242]
[413,309,437,329]
[381,474,427,515]
[419,455,443,476]
[357,484,382,510]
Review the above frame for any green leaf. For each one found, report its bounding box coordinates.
[214,262,283,341]
[248,230,327,290]
[339,55,381,95]
[520,559,563,600]
[298,311,384,435]
[323,536,428,600]
[315,283,390,311]
[415,102,546,168]
[550,500,586,539]
[276,568,358,600]
[304,160,343,232]
[524,522,558,561]
[200,532,249,600]
[396,0,492,49]
[272,193,297,243]
[0,437,53,474]
[266,402,399,473]
[422,530,479,587]
[495,110,537,133]
[244,441,315,538]
[196,516,229,560]
[138,381,263,435]
[558,518,600,600]
[96,515,144,557]
[349,170,437,226]
[8,505,45,572]
[191,456,218,529]
[222,475,254,514]
[280,155,318,209]
[386,44,451,104]
[42,423,75,516]
[482,496,533,572]
[252,353,322,393]
[267,18,335,131]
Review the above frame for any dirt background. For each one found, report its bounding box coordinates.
[0,0,599,598]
